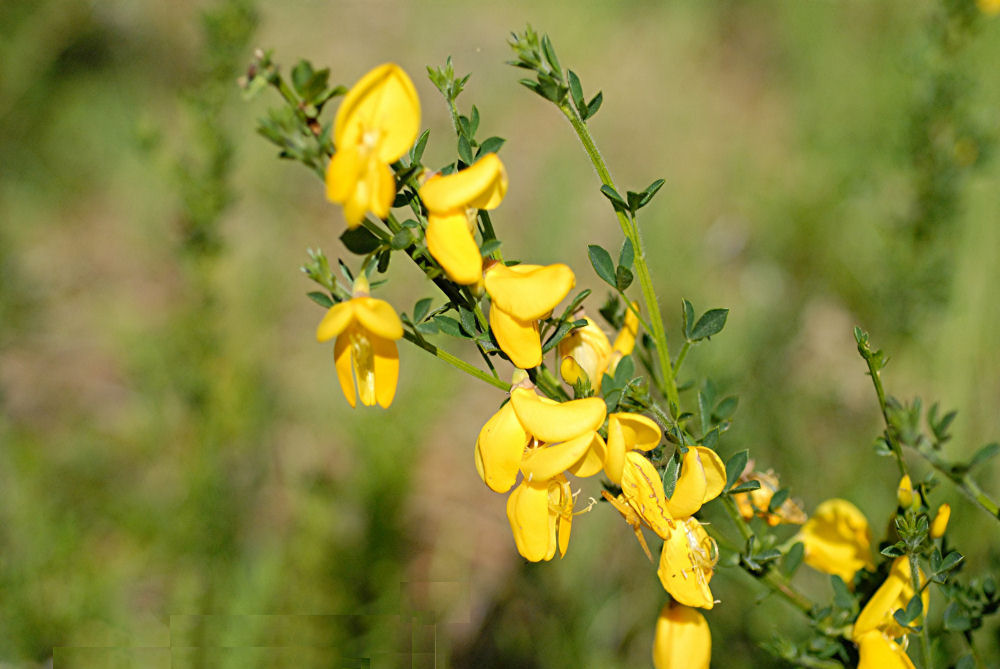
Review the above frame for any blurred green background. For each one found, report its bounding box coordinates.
[2,1,999,667]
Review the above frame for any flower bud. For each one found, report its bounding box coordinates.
[896,475,914,510]
[930,503,951,539]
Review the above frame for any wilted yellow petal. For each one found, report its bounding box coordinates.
[476,402,530,493]
[520,432,596,482]
[510,388,606,444]
[316,302,356,342]
[856,631,915,669]
[371,335,398,408]
[796,498,874,582]
[426,212,483,285]
[652,603,711,669]
[506,480,553,562]
[352,297,403,341]
[658,518,716,609]
[419,153,508,212]
[485,263,576,321]
[334,63,420,163]
[621,451,673,539]
[333,331,356,408]
[489,304,541,368]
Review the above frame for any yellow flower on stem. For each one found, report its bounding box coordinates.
[856,631,915,669]
[326,63,420,228]
[795,498,875,583]
[610,301,640,358]
[506,474,574,562]
[853,556,928,641]
[603,412,661,485]
[418,153,507,285]
[897,474,915,509]
[930,503,950,539]
[733,467,807,527]
[657,516,719,609]
[484,262,575,368]
[664,446,727,519]
[652,602,711,669]
[315,276,403,408]
[559,316,612,389]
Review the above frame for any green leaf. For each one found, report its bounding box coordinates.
[831,576,854,610]
[599,184,628,213]
[783,541,805,576]
[689,308,729,341]
[768,488,790,513]
[713,396,739,422]
[415,320,439,335]
[434,315,463,337]
[458,306,477,336]
[681,299,695,339]
[937,551,964,575]
[458,135,474,165]
[944,602,972,631]
[390,229,413,250]
[728,481,760,494]
[307,291,334,308]
[542,318,586,354]
[615,265,634,291]
[724,447,750,490]
[639,178,665,207]
[626,190,643,214]
[969,442,1000,469]
[376,248,391,273]
[540,34,562,76]
[567,69,585,116]
[585,91,603,120]
[340,226,382,254]
[613,355,635,387]
[588,244,616,286]
[956,655,976,669]
[477,136,506,156]
[479,239,502,257]
[413,298,432,323]
[410,129,430,164]
[618,238,634,269]
[469,105,480,136]
[291,59,314,97]
[881,543,906,558]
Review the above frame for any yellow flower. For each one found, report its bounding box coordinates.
[856,631,916,669]
[664,446,727,519]
[657,516,718,609]
[559,316,613,389]
[315,276,403,408]
[418,153,507,285]
[978,0,1000,15]
[611,302,640,357]
[733,468,807,526]
[326,63,420,228]
[475,386,607,561]
[484,262,575,369]
[603,412,661,485]
[853,556,928,641]
[930,503,950,539]
[897,474,915,509]
[795,498,875,583]
[652,602,711,669]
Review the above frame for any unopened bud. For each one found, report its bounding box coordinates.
[897,475,915,509]
[930,503,951,539]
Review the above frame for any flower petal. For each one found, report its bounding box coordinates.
[510,388,606,444]
[856,631,916,669]
[613,412,662,451]
[476,401,530,493]
[316,301,356,342]
[372,334,399,408]
[658,518,716,609]
[796,498,874,583]
[621,451,673,539]
[612,302,640,355]
[369,158,396,220]
[419,153,508,213]
[326,145,364,205]
[333,329,356,408]
[520,432,597,482]
[426,212,483,285]
[353,297,403,340]
[506,480,554,562]
[604,416,628,485]
[694,446,727,503]
[485,263,576,321]
[489,305,542,369]
[666,448,709,518]
[853,557,927,640]
[334,63,420,163]
[567,432,606,478]
[652,603,711,669]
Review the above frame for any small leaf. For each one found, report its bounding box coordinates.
[307,291,334,308]
[413,298,432,323]
[729,481,761,494]
[540,34,562,75]
[682,299,695,339]
[713,396,739,422]
[410,129,430,164]
[944,602,972,631]
[639,178,666,207]
[613,355,635,387]
[588,244,616,286]
[689,308,729,341]
[726,450,750,489]
[567,69,585,116]
[376,248,391,273]
[768,488,790,514]
[479,239,502,256]
[615,265,634,291]
[542,318,586,354]
[434,315,463,337]
[291,59,315,96]
[585,91,603,120]
[458,135,474,165]
[831,576,854,610]
[881,543,906,558]
[390,229,413,250]
[415,320,439,335]
[784,541,805,576]
[969,442,1000,469]
[458,306,478,336]
[937,551,964,575]
[477,136,506,156]
[618,238,634,270]
[599,184,628,213]
[340,226,382,254]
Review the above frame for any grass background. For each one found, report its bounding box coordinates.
[2,1,999,667]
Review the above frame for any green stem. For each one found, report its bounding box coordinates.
[673,341,691,375]
[558,102,680,412]
[862,354,909,478]
[908,446,1000,524]
[531,364,570,402]
[909,552,934,669]
[403,330,509,391]
[478,211,504,262]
